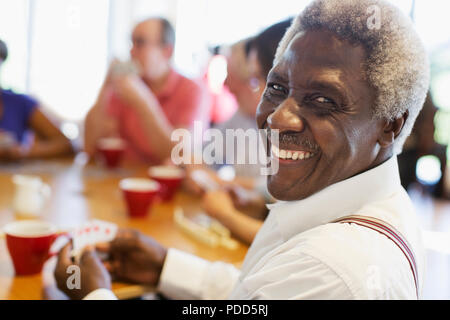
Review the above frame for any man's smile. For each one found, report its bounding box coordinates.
[271,144,316,161]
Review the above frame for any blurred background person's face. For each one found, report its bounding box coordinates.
[247,48,266,104]
[223,43,262,117]
[130,19,173,81]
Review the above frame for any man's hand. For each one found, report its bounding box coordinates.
[54,241,111,300]
[226,185,268,219]
[96,229,167,286]
[111,74,157,109]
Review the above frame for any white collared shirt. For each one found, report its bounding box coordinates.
[85,156,425,300]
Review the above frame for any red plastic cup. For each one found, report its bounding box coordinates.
[97,138,126,169]
[4,220,60,276]
[148,166,185,202]
[120,178,160,217]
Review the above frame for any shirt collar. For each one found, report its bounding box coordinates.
[268,156,402,241]
[155,69,180,99]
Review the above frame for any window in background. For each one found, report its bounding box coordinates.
[415,0,450,163]
[415,0,450,50]
[29,0,110,123]
[0,0,30,92]
[173,0,413,78]
[173,0,310,78]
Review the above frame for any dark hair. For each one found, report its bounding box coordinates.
[0,39,8,62]
[158,17,175,47]
[246,18,293,78]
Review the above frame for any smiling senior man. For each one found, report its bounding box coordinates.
[55,0,429,300]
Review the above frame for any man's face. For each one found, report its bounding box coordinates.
[130,20,171,80]
[257,29,385,201]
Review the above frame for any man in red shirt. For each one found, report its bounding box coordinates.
[84,17,211,164]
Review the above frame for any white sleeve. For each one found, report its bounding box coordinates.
[83,288,118,300]
[238,250,354,300]
[157,248,241,300]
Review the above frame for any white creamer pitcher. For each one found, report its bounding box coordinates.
[12,175,51,219]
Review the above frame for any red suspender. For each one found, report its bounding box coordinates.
[333,215,419,299]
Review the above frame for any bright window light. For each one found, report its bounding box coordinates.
[415,0,450,50]
[416,155,442,185]
[61,122,79,140]
[29,0,110,122]
[0,0,29,92]
[207,55,227,94]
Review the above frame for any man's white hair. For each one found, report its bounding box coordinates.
[275,0,430,154]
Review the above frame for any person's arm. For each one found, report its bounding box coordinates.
[83,83,119,156]
[111,75,175,162]
[202,190,263,245]
[82,246,241,300]
[0,107,73,161]
[218,209,263,246]
[24,108,73,159]
[226,184,269,220]
[54,228,240,300]
[157,248,240,300]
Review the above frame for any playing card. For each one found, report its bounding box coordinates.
[70,219,118,262]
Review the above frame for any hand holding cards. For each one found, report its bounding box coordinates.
[69,219,118,262]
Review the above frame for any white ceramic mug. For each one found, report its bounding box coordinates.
[12,175,51,219]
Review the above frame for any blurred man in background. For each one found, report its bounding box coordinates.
[84,17,211,164]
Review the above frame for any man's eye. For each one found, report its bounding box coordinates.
[133,39,145,47]
[267,83,287,95]
[315,96,334,104]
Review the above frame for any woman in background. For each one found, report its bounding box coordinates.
[0,39,72,161]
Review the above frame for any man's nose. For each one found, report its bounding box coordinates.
[267,98,305,133]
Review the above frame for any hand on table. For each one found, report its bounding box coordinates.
[202,190,238,222]
[54,241,111,300]
[54,229,167,299]
[96,229,167,286]
[183,166,228,197]
[226,184,268,219]
[0,143,28,161]
[183,166,208,197]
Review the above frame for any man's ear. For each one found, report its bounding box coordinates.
[378,110,409,148]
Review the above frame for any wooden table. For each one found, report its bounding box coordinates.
[0,155,248,300]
